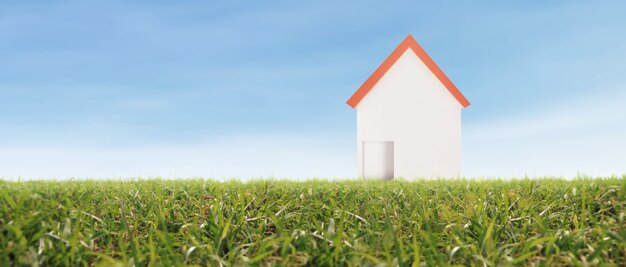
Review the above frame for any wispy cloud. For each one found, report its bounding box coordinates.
[0,132,354,180]
[464,90,626,178]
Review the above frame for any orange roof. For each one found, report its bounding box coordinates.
[346,35,470,108]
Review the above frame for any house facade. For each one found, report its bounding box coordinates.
[346,35,470,180]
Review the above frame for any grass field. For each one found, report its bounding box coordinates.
[1,178,625,266]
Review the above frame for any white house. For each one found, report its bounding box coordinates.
[346,35,470,180]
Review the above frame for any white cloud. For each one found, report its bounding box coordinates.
[0,132,354,180]
[463,91,626,178]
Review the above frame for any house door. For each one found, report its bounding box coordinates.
[363,141,394,180]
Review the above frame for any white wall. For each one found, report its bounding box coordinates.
[356,49,463,179]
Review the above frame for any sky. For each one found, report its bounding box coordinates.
[1,1,626,179]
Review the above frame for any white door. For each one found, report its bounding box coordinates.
[363,141,394,180]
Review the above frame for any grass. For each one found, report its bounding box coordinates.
[1,178,625,266]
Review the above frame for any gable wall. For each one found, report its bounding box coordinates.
[355,49,462,179]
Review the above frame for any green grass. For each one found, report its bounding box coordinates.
[1,178,625,266]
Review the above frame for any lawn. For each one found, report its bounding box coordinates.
[1,178,625,266]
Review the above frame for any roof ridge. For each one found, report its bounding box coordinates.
[346,35,470,108]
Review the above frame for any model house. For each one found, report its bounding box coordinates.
[346,35,470,180]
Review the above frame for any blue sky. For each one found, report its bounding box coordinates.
[2,1,626,179]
